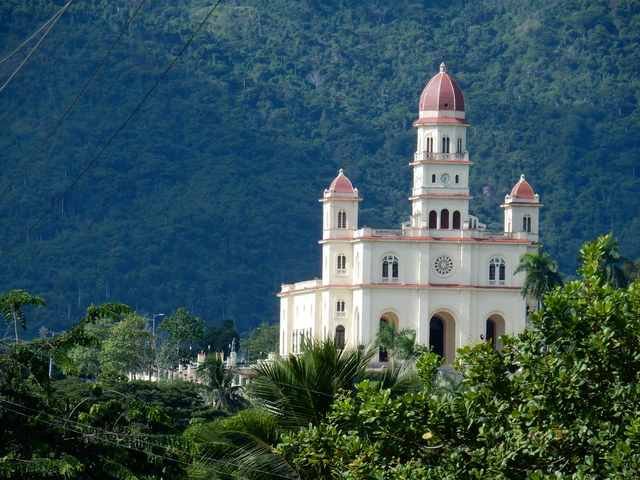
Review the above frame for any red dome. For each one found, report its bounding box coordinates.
[419,62,465,112]
[510,174,536,200]
[328,169,354,193]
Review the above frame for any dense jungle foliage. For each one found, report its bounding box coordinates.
[1,234,639,479]
[1,0,639,333]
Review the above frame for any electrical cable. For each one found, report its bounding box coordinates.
[0,1,72,95]
[0,0,148,200]
[25,0,225,238]
[0,3,66,65]
[0,398,299,479]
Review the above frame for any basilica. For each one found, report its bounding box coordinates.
[278,63,541,363]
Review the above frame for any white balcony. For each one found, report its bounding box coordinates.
[413,151,469,163]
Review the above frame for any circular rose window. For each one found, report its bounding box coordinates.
[434,255,454,276]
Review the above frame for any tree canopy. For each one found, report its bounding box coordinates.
[1,0,639,335]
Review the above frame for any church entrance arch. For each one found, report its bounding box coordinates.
[428,311,455,363]
[485,314,505,350]
[378,311,399,362]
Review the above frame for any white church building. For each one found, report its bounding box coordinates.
[278,63,541,363]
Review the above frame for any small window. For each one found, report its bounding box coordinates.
[382,255,399,282]
[452,211,461,229]
[334,325,345,349]
[336,300,346,317]
[489,257,506,285]
[457,138,463,153]
[428,210,437,229]
[440,209,449,229]
[442,136,450,153]
[336,254,347,273]
[431,174,436,183]
[426,137,433,153]
[523,215,532,233]
[337,210,347,229]
[455,174,460,184]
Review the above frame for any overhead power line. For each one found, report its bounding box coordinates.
[0,0,149,200]
[26,0,226,237]
[0,5,65,65]
[0,1,73,95]
[0,398,298,479]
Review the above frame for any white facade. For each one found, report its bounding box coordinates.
[279,64,540,363]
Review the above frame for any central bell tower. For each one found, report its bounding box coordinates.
[409,63,471,232]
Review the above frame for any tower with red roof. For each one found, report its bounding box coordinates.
[502,174,541,239]
[278,64,542,363]
[410,62,470,232]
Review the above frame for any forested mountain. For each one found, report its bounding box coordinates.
[1,0,639,334]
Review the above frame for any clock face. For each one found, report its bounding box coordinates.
[440,173,450,185]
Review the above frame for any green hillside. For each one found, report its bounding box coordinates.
[1,0,639,334]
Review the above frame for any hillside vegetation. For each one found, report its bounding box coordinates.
[1,0,639,333]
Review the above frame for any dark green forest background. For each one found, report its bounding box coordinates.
[1,0,639,335]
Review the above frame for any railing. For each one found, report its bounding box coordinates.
[381,277,400,283]
[354,227,403,239]
[356,225,536,242]
[413,151,468,162]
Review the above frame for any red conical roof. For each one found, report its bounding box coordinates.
[510,174,536,200]
[328,169,354,193]
[419,62,465,112]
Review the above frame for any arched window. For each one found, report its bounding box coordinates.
[440,209,449,229]
[442,136,450,153]
[428,210,437,229]
[455,174,460,184]
[452,211,461,229]
[336,254,346,273]
[382,255,399,282]
[522,215,531,233]
[426,137,433,153]
[489,257,506,285]
[457,138,463,153]
[336,300,346,317]
[431,174,436,183]
[337,210,347,229]
[334,325,345,349]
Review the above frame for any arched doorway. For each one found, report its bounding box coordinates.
[485,314,505,350]
[378,312,399,362]
[428,311,455,363]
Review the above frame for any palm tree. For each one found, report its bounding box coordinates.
[197,355,245,411]
[248,338,374,428]
[514,251,563,309]
[375,322,418,360]
[596,234,629,287]
[0,289,45,343]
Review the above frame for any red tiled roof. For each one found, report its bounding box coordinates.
[510,174,536,200]
[413,117,467,126]
[328,169,354,193]
[418,63,465,112]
